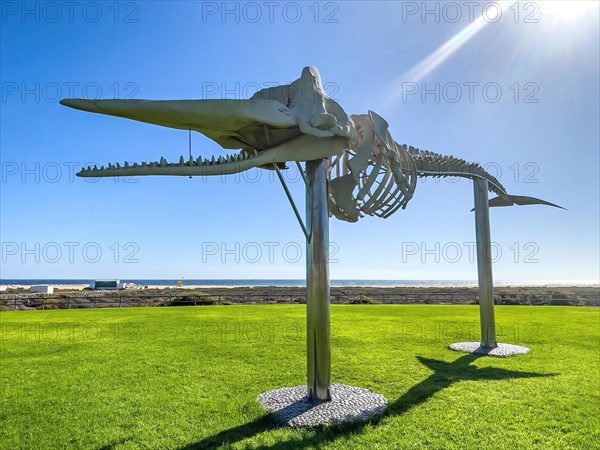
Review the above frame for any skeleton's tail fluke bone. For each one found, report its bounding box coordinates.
[404,146,565,210]
[487,195,565,210]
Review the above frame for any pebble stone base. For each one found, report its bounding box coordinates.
[449,342,531,357]
[257,384,388,427]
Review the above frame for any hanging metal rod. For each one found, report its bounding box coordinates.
[188,129,193,179]
[273,164,310,242]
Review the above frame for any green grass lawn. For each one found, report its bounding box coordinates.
[1,305,598,449]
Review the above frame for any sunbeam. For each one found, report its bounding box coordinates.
[382,1,598,109]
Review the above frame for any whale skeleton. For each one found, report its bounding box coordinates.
[61,66,563,222]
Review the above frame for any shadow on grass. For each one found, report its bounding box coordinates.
[179,354,556,449]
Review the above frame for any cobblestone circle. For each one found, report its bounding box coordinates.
[449,342,531,357]
[257,384,388,427]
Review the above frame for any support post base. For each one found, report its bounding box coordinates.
[258,384,387,427]
[449,342,531,357]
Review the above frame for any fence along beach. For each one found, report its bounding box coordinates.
[1,283,598,310]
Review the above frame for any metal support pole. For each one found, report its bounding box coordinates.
[473,178,497,348]
[273,164,310,241]
[296,161,308,186]
[306,158,331,403]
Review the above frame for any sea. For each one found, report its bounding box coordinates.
[1,279,598,288]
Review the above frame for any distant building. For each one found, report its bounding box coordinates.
[30,285,54,294]
[90,279,120,290]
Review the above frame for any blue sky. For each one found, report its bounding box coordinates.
[1,1,598,282]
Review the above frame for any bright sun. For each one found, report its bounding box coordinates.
[540,1,598,21]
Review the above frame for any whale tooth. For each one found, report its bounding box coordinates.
[141,162,147,167]
[179,156,184,166]
[211,156,215,164]
[100,165,105,170]
[196,156,202,165]
[124,162,129,168]
[203,158,208,165]
[87,166,91,171]
[218,156,224,164]
[116,162,121,169]
[253,150,258,157]
[133,162,139,168]
[93,165,98,171]
[160,157,166,167]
